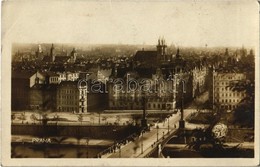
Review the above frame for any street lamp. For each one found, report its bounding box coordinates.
[156,125,159,142]
[141,130,144,154]
[113,129,117,153]
[179,80,186,129]
[167,115,170,134]
[119,142,121,158]
[86,137,89,158]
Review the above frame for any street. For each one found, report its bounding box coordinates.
[103,109,195,158]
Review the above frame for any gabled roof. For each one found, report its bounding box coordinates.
[133,51,157,62]
[42,56,52,62]
[40,71,59,77]
[54,56,70,63]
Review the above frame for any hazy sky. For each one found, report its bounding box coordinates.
[2,0,259,47]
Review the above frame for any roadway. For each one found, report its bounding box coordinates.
[103,109,194,158]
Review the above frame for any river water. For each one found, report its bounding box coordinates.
[12,143,108,158]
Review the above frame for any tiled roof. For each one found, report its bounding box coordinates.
[133,51,157,62]
[42,56,52,62]
[54,56,70,63]
[40,71,59,77]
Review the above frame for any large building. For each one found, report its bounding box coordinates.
[29,84,57,111]
[56,81,88,113]
[108,68,177,111]
[42,44,79,64]
[133,37,171,68]
[212,72,246,111]
[191,64,208,98]
[107,39,209,111]
[12,71,46,110]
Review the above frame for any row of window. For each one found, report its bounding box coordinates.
[215,87,231,91]
[220,104,238,110]
[58,100,78,105]
[214,92,245,97]
[50,77,59,82]
[215,82,230,86]
[111,97,172,102]
[59,73,79,78]
[58,95,79,100]
[214,75,244,80]
[215,98,241,103]
[59,90,78,94]
[110,102,168,110]
[58,106,78,112]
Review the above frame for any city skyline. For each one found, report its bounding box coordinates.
[2,0,258,165]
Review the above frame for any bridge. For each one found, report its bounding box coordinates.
[100,109,195,158]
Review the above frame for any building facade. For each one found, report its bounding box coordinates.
[56,81,87,113]
[108,68,177,111]
[213,72,246,111]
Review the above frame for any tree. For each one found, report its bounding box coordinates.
[90,116,94,124]
[30,114,37,124]
[116,115,121,125]
[102,116,108,125]
[229,78,254,127]
[78,114,83,125]
[20,112,26,124]
[41,113,49,125]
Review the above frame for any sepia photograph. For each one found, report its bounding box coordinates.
[1,0,259,166]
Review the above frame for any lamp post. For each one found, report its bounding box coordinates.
[163,131,165,139]
[156,125,159,142]
[119,142,121,158]
[113,129,117,153]
[141,130,144,154]
[179,80,186,129]
[141,96,147,129]
[167,116,170,134]
[86,137,89,158]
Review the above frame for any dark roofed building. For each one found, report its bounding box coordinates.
[54,56,70,64]
[42,56,53,63]
[12,70,46,110]
[133,37,170,68]
[133,51,158,68]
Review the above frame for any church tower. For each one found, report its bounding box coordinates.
[70,48,77,63]
[36,44,43,60]
[157,37,167,61]
[50,43,55,62]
